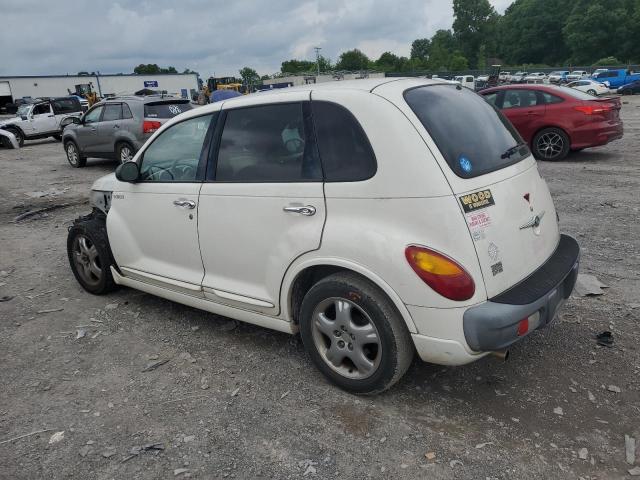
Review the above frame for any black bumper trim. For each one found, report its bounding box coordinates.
[463,234,580,352]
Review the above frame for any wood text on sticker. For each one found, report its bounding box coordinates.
[459,189,495,213]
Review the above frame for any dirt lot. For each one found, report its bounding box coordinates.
[0,98,639,480]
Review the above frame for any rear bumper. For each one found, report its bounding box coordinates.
[463,234,580,352]
[571,121,623,149]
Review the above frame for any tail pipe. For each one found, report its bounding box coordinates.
[490,350,510,362]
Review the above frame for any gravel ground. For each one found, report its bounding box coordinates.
[0,98,639,480]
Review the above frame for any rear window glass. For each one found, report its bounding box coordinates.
[404,85,529,179]
[549,85,598,100]
[144,101,192,119]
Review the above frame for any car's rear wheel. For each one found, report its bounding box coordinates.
[116,142,135,164]
[586,89,597,96]
[532,128,570,161]
[65,140,87,168]
[67,212,116,295]
[299,272,414,395]
[6,127,23,147]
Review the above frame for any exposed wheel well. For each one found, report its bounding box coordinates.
[288,265,409,329]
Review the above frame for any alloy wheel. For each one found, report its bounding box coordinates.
[66,143,78,166]
[120,145,133,163]
[72,234,102,287]
[536,132,564,159]
[311,297,382,380]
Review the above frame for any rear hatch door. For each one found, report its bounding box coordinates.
[378,80,560,299]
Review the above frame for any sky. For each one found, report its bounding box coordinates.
[0,0,512,78]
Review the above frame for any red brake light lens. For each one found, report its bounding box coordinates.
[574,105,611,115]
[143,120,162,133]
[405,246,475,301]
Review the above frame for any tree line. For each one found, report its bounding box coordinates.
[278,0,640,75]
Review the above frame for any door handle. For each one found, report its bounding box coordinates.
[173,199,196,209]
[89,127,96,131]
[113,124,120,129]
[47,114,54,117]
[283,205,316,216]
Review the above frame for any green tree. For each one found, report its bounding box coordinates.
[498,0,572,65]
[239,67,260,87]
[449,52,469,71]
[133,64,178,74]
[280,59,316,74]
[317,55,333,73]
[410,38,431,62]
[335,49,371,71]
[427,30,456,70]
[563,0,630,64]
[452,0,498,68]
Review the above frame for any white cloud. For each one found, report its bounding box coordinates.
[0,0,513,78]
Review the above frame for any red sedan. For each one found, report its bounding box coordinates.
[480,85,623,161]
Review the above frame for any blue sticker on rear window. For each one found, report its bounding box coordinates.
[459,156,472,173]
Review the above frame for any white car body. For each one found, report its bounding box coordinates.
[0,99,82,145]
[499,72,512,82]
[453,75,475,89]
[524,72,547,83]
[548,71,570,84]
[76,78,579,391]
[567,79,610,96]
[566,70,588,81]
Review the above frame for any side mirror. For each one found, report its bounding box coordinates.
[20,115,28,121]
[60,116,80,128]
[115,161,140,183]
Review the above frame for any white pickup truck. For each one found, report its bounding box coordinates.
[0,97,83,147]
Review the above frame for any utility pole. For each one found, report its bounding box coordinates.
[314,47,322,76]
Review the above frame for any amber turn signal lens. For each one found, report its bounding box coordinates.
[405,246,475,301]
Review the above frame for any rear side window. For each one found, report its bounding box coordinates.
[502,89,539,109]
[541,92,564,104]
[311,101,376,182]
[52,98,80,114]
[144,101,192,119]
[215,103,321,182]
[405,85,529,179]
[102,104,122,121]
[122,103,133,119]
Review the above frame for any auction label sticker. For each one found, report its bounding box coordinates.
[459,189,495,213]
[466,210,492,231]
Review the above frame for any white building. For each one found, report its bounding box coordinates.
[0,73,199,109]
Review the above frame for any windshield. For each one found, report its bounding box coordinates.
[404,84,529,179]
[16,104,32,117]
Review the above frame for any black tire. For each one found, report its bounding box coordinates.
[64,140,87,168]
[299,272,414,395]
[7,127,24,147]
[116,142,135,164]
[586,89,597,96]
[52,134,62,141]
[532,127,570,161]
[67,211,117,295]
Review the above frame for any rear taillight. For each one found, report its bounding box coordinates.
[405,246,475,301]
[574,105,611,115]
[143,120,162,133]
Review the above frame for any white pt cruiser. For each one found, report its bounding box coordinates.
[67,79,580,394]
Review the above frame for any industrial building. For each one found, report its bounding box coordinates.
[0,73,199,110]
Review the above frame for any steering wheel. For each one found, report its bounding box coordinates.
[146,165,174,181]
[170,158,197,180]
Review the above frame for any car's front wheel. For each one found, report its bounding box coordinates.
[6,127,23,147]
[532,127,570,161]
[67,212,117,295]
[299,272,414,395]
[586,89,597,96]
[65,140,87,168]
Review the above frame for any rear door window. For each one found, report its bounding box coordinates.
[502,89,539,109]
[144,101,192,119]
[102,104,122,121]
[311,101,376,182]
[122,103,133,119]
[404,84,529,179]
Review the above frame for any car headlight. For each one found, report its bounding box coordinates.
[90,190,112,213]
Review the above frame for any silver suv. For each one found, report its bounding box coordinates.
[61,95,193,168]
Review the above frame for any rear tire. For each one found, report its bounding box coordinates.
[532,127,570,161]
[65,140,86,168]
[116,142,135,164]
[7,127,23,147]
[586,89,597,96]
[299,272,414,395]
[67,211,117,295]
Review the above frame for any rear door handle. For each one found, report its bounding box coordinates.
[174,199,196,209]
[113,124,120,129]
[283,205,316,216]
